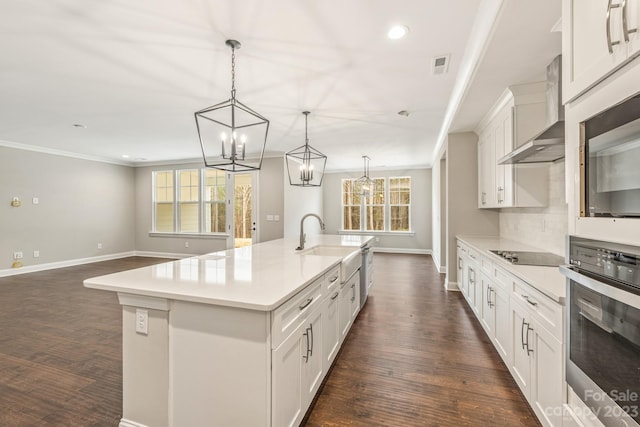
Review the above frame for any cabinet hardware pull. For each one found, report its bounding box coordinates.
[607,0,622,53]
[331,291,339,300]
[526,324,534,355]
[622,0,638,41]
[309,323,314,356]
[303,329,310,363]
[522,295,538,307]
[458,257,463,269]
[350,283,356,302]
[521,318,527,350]
[329,275,338,283]
[299,297,313,310]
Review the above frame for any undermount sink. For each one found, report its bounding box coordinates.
[298,245,361,282]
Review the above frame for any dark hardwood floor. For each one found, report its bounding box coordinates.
[0,254,539,426]
[303,253,540,427]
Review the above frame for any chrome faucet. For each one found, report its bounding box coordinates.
[296,213,325,250]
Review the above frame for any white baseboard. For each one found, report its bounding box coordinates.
[119,419,149,427]
[373,247,432,255]
[134,250,190,259]
[445,280,460,292]
[0,251,136,277]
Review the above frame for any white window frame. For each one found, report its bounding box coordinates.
[340,176,413,234]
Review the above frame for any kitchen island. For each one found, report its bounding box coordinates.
[84,235,373,427]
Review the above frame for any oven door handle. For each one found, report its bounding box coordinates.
[560,265,640,308]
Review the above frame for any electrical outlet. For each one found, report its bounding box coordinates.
[135,309,148,335]
[13,251,23,260]
[33,250,40,258]
[184,241,189,248]
[97,243,102,249]
[32,197,39,205]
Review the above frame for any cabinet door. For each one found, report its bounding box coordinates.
[494,109,510,206]
[530,319,564,427]
[479,274,495,336]
[323,289,340,367]
[563,0,628,102]
[272,324,305,427]
[302,309,324,407]
[466,264,478,310]
[348,272,360,320]
[510,299,532,396]
[493,286,511,364]
[478,131,497,208]
[338,282,352,341]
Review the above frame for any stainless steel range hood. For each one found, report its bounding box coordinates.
[499,55,565,165]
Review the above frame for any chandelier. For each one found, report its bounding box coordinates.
[194,40,269,172]
[355,155,374,196]
[285,111,327,187]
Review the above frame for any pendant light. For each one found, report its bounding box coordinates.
[195,40,269,172]
[355,155,374,196]
[285,111,327,187]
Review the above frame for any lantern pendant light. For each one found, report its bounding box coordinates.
[194,40,269,172]
[285,111,327,187]
[355,155,374,196]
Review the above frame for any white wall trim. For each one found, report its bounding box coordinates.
[445,280,460,292]
[134,251,191,259]
[0,139,131,166]
[373,247,431,255]
[119,419,149,427]
[435,263,446,274]
[0,251,137,277]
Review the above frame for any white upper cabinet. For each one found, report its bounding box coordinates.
[476,83,549,209]
[563,0,640,103]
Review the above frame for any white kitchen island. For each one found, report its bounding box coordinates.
[84,235,373,427]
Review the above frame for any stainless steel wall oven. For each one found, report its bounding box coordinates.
[561,236,640,427]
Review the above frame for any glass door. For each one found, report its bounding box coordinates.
[232,173,256,248]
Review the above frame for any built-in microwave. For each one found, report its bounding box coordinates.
[580,93,640,218]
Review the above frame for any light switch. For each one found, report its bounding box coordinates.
[274,215,280,221]
[267,215,274,221]
[32,197,39,205]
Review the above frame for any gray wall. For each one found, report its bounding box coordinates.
[283,162,323,238]
[445,132,499,287]
[0,146,135,269]
[135,158,285,256]
[322,168,432,252]
[258,157,285,243]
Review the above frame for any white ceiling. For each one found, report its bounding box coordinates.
[0,0,561,171]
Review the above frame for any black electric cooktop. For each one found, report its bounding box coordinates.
[489,250,564,267]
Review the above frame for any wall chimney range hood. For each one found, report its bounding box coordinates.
[499,55,565,165]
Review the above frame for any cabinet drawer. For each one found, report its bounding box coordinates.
[272,278,323,349]
[512,279,563,341]
[467,247,480,265]
[325,266,340,293]
[492,264,513,292]
[480,255,492,275]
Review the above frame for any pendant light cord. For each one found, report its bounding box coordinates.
[231,45,236,98]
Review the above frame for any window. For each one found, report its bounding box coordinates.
[341,176,411,232]
[179,169,199,232]
[390,177,410,231]
[342,179,361,231]
[364,178,385,231]
[204,170,226,233]
[154,171,174,232]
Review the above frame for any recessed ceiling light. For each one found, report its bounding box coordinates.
[122,154,130,158]
[72,124,86,128]
[388,24,409,40]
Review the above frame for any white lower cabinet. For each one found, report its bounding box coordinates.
[323,287,340,367]
[456,238,565,427]
[273,266,361,427]
[339,270,360,341]
[510,291,564,427]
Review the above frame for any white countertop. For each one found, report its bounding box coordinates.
[457,235,567,303]
[84,235,374,311]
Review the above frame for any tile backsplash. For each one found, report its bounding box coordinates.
[500,161,568,256]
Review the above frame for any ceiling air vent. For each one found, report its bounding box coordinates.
[431,55,450,75]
